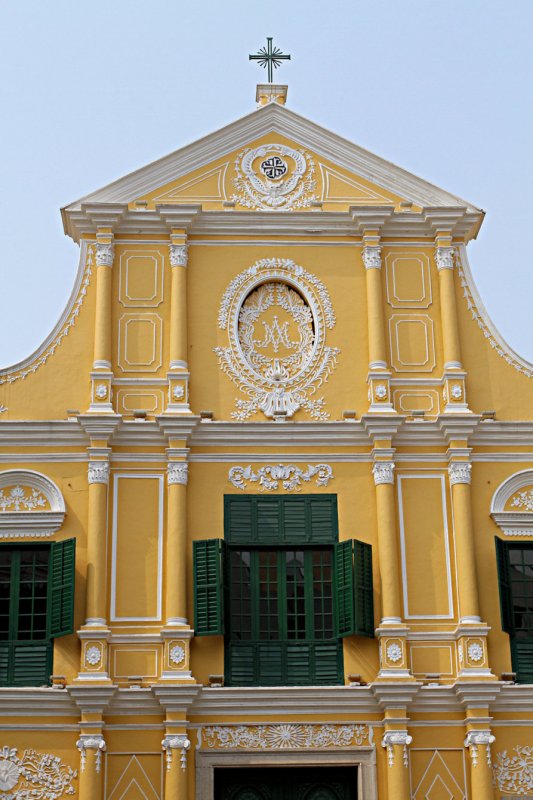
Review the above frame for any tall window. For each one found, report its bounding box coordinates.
[194,496,374,687]
[0,541,75,686]
[496,539,533,683]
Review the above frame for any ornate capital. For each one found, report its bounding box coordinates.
[362,246,382,270]
[170,243,188,267]
[381,731,412,768]
[76,734,106,773]
[95,242,114,267]
[464,730,495,767]
[167,462,188,486]
[448,462,472,486]
[162,735,190,770]
[435,246,455,271]
[372,461,395,486]
[88,461,110,485]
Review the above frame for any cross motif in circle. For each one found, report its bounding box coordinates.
[249,37,291,83]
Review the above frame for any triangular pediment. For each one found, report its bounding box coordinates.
[63,103,479,216]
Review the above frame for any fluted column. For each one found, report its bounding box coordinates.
[363,237,394,412]
[435,242,462,370]
[165,458,188,626]
[90,232,115,412]
[465,730,495,800]
[76,734,106,800]
[381,730,412,800]
[372,461,403,623]
[166,233,190,412]
[448,461,481,623]
[85,458,110,627]
[162,733,190,800]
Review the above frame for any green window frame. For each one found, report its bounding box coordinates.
[0,540,76,686]
[495,538,533,684]
[194,496,374,687]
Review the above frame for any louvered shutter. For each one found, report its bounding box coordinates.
[512,640,533,684]
[193,539,225,636]
[334,540,355,637]
[354,540,375,637]
[49,539,76,639]
[495,537,514,634]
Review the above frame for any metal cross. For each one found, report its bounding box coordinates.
[249,37,290,83]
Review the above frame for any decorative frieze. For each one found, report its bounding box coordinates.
[167,462,188,486]
[464,730,495,767]
[88,461,110,485]
[76,734,106,773]
[494,745,533,794]
[95,242,114,268]
[448,462,472,486]
[381,731,412,767]
[162,735,190,770]
[229,463,333,492]
[202,724,371,750]
[372,462,395,486]
[362,246,382,270]
[0,745,77,797]
[169,244,189,268]
[435,246,455,271]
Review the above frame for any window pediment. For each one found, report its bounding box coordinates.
[491,470,533,537]
[0,470,66,538]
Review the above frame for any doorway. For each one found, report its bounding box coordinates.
[215,766,358,800]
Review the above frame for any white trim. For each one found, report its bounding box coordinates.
[110,473,164,622]
[397,474,454,620]
[0,469,66,538]
[64,103,479,213]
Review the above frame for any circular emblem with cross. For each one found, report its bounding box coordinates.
[260,155,288,180]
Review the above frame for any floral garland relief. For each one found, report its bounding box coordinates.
[202,724,371,750]
[493,745,533,796]
[0,746,76,798]
[214,259,339,420]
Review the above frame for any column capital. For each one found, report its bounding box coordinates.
[362,245,382,270]
[95,242,115,268]
[435,245,455,271]
[169,243,189,268]
[373,461,395,485]
[381,730,412,767]
[76,734,106,773]
[167,462,188,486]
[464,730,495,767]
[448,461,472,486]
[162,734,190,770]
[88,461,110,485]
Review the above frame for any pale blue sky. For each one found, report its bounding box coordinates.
[1,0,532,366]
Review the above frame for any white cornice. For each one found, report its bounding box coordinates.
[62,104,480,218]
[62,204,481,245]
[2,418,533,451]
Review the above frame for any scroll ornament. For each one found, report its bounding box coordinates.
[229,464,333,492]
[381,731,412,768]
[202,724,371,750]
[494,745,533,794]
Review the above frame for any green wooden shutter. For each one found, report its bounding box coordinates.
[354,540,375,637]
[193,539,225,636]
[334,540,355,637]
[495,537,514,634]
[48,539,76,639]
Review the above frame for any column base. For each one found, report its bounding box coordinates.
[77,626,111,681]
[160,627,194,681]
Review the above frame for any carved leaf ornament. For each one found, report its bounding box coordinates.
[0,746,76,798]
[232,143,318,210]
[214,259,339,420]
[494,745,533,795]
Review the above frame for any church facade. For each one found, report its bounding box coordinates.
[0,82,532,799]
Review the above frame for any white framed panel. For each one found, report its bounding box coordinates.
[389,315,436,373]
[111,473,164,622]
[118,249,164,308]
[397,474,454,619]
[385,253,432,309]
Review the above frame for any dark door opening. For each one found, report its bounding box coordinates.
[215,766,358,800]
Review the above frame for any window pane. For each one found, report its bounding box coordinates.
[286,551,306,640]
[258,551,279,640]
[229,550,252,640]
[312,549,334,639]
